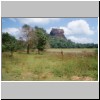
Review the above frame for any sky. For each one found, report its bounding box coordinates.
[2,17,98,44]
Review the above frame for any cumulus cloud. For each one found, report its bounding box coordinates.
[2,28,21,39]
[67,36,93,43]
[67,20,94,35]
[17,18,60,24]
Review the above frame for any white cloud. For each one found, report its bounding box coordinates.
[9,18,16,22]
[59,26,72,35]
[67,36,93,43]
[46,27,52,34]
[17,18,60,24]
[3,28,19,34]
[2,28,21,39]
[67,20,94,35]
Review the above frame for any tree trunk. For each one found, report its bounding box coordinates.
[27,44,29,54]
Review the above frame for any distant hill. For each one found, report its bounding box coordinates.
[48,28,74,48]
[50,28,66,39]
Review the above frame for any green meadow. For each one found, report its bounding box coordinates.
[2,48,98,81]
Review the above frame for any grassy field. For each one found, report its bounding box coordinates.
[2,48,98,81]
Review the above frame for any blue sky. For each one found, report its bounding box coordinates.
[2,18,98,44]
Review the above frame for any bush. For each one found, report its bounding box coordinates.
[2,45,6,52]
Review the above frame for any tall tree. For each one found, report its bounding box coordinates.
[35,26,47,54]
[22,24,36,54]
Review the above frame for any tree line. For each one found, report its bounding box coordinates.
[2,24,98,56]
[49,36,98,48]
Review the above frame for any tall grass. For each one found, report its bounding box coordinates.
[2,49,98,81]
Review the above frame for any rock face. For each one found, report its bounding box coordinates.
[50,28,66,39]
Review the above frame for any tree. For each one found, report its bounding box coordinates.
[2,32,17,56]
[35,26,47,53]
[22,24,36,54]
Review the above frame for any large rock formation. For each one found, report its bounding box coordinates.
[50,28,66,39]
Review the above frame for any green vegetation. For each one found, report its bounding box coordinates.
[49,36,98,48]
[2,25,98,81]
[2,49,98,81]
[35,26,47,53]
[2,33,18,56]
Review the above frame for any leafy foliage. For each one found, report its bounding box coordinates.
[48,36,98,48]
[35,26,47,52]
[2,33,18,56]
